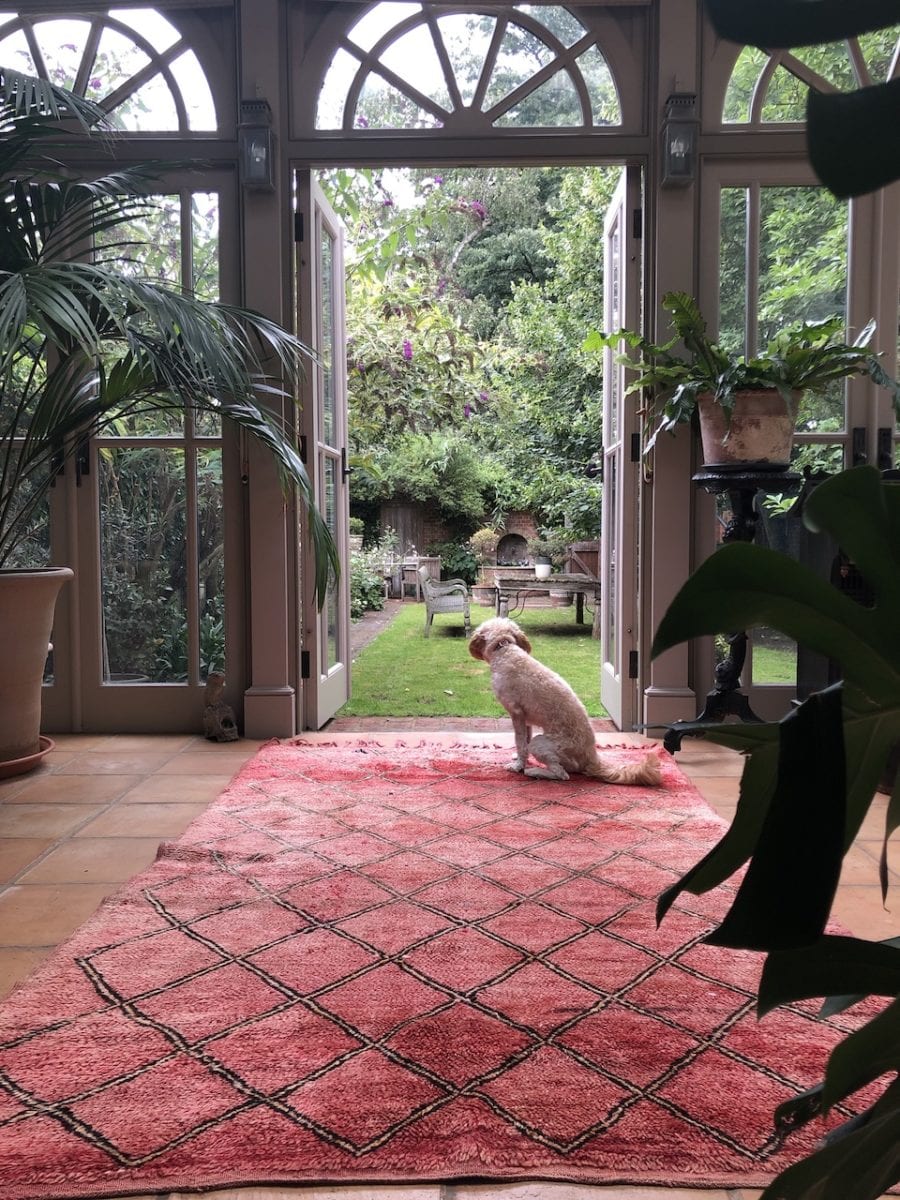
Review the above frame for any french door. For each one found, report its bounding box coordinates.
[698,163,900,720]
[600,165,643,730]
[295,173,351,728]
[40,181,245,734]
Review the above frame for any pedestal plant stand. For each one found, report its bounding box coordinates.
[663,468,800,753]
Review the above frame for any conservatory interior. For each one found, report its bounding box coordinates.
[1,1,899,1197]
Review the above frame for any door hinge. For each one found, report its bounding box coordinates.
[632,207,642,239]
[628,649,639,679]
[300,650,311,680]
[294,210,304,243]
[75,439,90,486]
[341,446,353,482]
[630,432,640,462]
[877,427,894,472]
[299,433,308,464]
[852,426,867,466]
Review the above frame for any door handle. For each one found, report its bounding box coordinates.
[341,447,353,482]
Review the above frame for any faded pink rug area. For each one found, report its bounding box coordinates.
[0,739,881,1199]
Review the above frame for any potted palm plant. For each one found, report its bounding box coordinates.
[0,73,337,775]
[585,291,899,467]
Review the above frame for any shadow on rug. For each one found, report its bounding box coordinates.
[0,740,879,1198]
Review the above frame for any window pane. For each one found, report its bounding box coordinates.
[719,187,747,358]
[198,448,225,679]
[577,46,620,126]
[381,30,451,110]
[109,8,181,53]
[357,76,442,129]
[4,452,50,570]
[317,48,358,129]
[858,26,900,80]
[760,64,807,122]
[114,73,179,131]
[34,20,91,92]
[170,51,217,130]
[321,226,336,447]
[192,191,219,301]
[0,28,39,76]
[99,447,188,683]
[494,69,581,127]
[519,6,585,48]
[437,14,497,105]
[759,186,849,432]
[723,46,767,123]
[86,27,151,102]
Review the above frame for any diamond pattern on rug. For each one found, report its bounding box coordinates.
[0,740,885,1200]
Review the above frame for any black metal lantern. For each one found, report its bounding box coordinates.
[661,93,698,187]
[239,99,275,191]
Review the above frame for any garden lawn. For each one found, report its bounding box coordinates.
[339,602,609,718]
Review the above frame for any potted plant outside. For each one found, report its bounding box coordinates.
[0,74,337,775]
[585,291,899,468]
[528,532,569,579]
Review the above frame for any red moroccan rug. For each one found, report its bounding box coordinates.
[0,739,878,1198]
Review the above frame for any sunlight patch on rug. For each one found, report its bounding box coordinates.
[0,740,879,1199]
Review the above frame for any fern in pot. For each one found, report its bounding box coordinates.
[0,74,337,774]
[585,291,899,468]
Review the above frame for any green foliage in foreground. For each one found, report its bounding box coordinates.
[651,466,900,1200]
[339,602,608,718]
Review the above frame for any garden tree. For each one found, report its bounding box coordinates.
[413,167,563,334]
[324,163,608,538]
[465,167,614,537]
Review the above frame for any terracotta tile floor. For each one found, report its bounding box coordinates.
[1,727,896,1200]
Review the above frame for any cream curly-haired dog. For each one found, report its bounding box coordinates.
[469,617,662,785]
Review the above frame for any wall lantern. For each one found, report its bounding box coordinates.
[239,99,275,191]
[661,92,698,187]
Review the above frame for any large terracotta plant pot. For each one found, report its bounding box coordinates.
[0,567,73,775]
[697,389,799,470]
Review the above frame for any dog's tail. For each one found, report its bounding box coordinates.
[587,747,663,787]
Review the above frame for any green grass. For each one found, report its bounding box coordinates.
[751,644,797,685]
[339,603,609,718]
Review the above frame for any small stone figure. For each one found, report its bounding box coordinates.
[203,672,239,741]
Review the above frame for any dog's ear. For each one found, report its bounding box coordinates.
[512,628,532,654]
[468,632,488,661]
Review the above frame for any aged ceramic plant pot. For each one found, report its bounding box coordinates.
[697,389,799,470]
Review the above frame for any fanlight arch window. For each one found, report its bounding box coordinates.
[723,26,900,125]
[317,3,621,132]
[0,7,217,131]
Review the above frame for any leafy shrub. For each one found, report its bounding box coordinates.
[350,556,386,620]
[350,527,399,619]
[426,540,479,585]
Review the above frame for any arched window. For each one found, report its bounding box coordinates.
[0,8,217,131]
[317,3,621,132]
[723,26,900,125]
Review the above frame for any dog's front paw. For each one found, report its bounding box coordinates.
[505,759,526,773]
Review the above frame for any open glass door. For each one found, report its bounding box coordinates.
[600,165,642,730]
[296,173,351,728]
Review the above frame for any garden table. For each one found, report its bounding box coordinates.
[494,573,601,637]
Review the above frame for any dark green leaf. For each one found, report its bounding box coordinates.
[705,688,845,951]
[760,1092,900,1200]
[808,81,900,200]
[705,0,900,47]
[760,936,900,1016]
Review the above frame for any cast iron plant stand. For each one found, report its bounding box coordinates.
[663,468,801,754]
